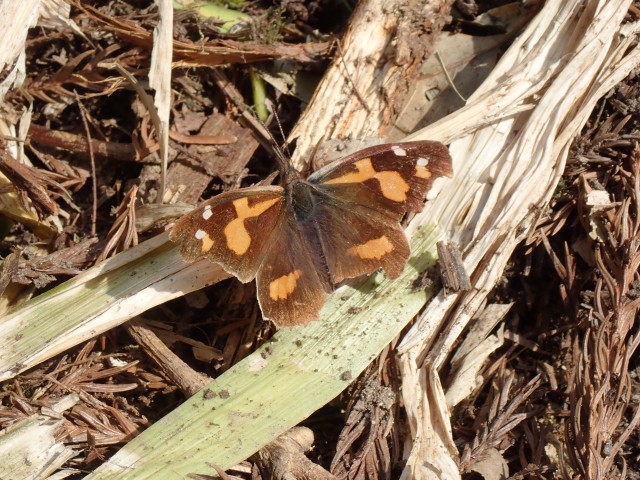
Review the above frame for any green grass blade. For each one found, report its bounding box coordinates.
[84,223,442,479]
[0,233,228,381]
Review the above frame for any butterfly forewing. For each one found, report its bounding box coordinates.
[256,216,331,327]
[309,140,453,218]
[169,187,285,283]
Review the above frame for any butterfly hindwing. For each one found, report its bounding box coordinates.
[308,140,453,219]
[169,187,285,282]
[256,215,331,327]
[299,192,410,283]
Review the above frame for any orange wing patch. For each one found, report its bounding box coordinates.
[325,158,410,202]
[195,229,214,253]
[224,197,280,255]
[415,157,432,179]
[347,236,394,260]
[269,270,302,300]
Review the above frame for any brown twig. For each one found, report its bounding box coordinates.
[0,140,60,218]
[75,91,98,237]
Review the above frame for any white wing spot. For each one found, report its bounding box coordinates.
[392,146,407,157]
[202,206,213,220]
[417,157,429,167]
[195,229,206,239]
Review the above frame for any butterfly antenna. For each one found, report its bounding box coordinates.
[210,69,295,182]
[271,105,292,157]
[253,103,296,181]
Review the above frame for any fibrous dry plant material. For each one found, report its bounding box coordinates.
[0,141,61,218]
[70,1,331,66]
[330,345,403,480]
[96,185,139,263]
[252,427,337,480]
[392,1,640,479]
[458,373,542,477]
[1,0,640,479]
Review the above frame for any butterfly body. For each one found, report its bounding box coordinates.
[289,179,322,224]
[170,140,452,327]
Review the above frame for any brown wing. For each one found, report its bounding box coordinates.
[306,140,452,282]
[308,140,453,219]
[169,187,285,283]
[303,197,411,283]
[256,215,331,327]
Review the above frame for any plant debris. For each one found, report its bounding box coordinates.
[1,1,640,479]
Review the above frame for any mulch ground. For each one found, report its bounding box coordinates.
[1,1,639,479]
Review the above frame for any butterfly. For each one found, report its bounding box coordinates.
[169,140,452,327]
